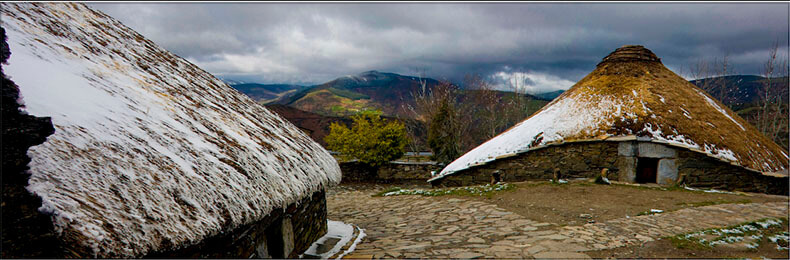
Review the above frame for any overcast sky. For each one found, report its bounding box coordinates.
[91,2,789,94]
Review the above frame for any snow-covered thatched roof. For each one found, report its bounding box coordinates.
[2,3,340,257]
[431,45,788,182]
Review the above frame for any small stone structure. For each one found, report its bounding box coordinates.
[340,161,440,183]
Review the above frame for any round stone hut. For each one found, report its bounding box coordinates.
[428,45,789,195]
[1,3,341,258]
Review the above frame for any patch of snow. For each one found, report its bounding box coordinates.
[302,220,362,259]
[683,186,738,194]
[334,227,366,260]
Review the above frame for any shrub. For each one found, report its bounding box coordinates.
[325,110,409,167]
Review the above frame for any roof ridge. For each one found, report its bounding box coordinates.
[598,45,661,66]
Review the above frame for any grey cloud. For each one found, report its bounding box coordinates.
[90,3,788,90]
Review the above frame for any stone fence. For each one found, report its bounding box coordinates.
[339,161,440,183]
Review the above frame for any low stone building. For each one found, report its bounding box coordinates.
[2,3,340,258]
[429,45,789,195]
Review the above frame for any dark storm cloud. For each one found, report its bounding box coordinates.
[91,2,788,93]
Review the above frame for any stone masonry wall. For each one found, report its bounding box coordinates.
[340,161,440,183]
[431,140,788,195]
[148,189,328,258]
[288,189,329,258]
[676,150,788,195]
[431,142,622,187]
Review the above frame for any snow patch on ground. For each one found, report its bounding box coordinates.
[302,220,365,259]
[683,186,739,194]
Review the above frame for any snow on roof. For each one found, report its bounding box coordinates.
[431,45,788,182]
[2,3,340,257]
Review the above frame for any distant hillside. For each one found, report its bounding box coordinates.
[534,90,565,100]
[272,70,443,117]
[690,75,788,111]
[229,83,304,103]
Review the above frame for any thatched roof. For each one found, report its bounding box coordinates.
[2,3,340,257]
[431,45,788,182]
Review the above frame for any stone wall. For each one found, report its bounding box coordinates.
[340,161,439,183]
[149,188,328,258]
[430,140,789,195]
[676,150,788,195]
[431,141,622,187]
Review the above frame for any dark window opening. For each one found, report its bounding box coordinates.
[264,219,284,259]
[635,157,659,183]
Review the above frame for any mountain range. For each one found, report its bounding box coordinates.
[230,70,551,118]
[228,83,305,103]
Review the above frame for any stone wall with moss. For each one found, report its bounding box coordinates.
[148,189,328,258]
[340,161,439,183]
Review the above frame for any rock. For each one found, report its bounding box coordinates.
[450,252,484,259]
[467,237,485,243]
[520,226,538,231]
[634,234,653,242]
[533,251,592,259]
[526,245,547,255]
[541,234,569,240]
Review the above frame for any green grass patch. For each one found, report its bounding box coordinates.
[330,105,346,113]
[373,183,516,198]
[328,87,370,100]
[670,235,713,250]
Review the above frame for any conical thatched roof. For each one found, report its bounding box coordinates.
[2,3,340,257]
[431,45,788,181]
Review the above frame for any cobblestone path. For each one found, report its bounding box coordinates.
[327,185,788,259]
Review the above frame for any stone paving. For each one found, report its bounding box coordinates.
[327,185,788,259]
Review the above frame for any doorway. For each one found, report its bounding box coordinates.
[635,158,659,183]
[263,219,285,258]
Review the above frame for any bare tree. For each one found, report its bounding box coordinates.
[686,54,734,104]
[501,70,539,130]
[754,42,789,146]
[400,67,430,155]
[463,74,503,139]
